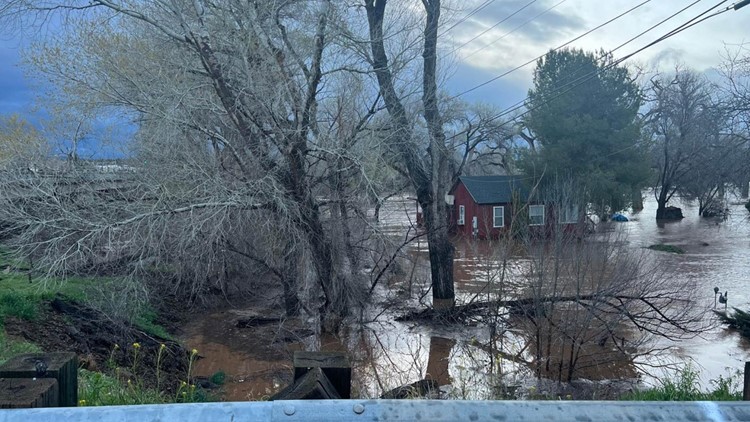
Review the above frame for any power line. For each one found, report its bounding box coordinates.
[450,0,540,53]
[461,0,569,60]
[447,0,743,143]
[452,0,654,98]
[438,0,497,37]
[491,0,732,123]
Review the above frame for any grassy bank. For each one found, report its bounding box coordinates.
[0,247,207,405]
[622,366,741,401]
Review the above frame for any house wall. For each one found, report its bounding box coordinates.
[451,181,512,239]
[450,180,583,239]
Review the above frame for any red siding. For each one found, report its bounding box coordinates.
[449,180,583,240]
[451,181,512,239]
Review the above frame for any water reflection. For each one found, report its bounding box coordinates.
[373,194,750,392]
[185,194,750,399]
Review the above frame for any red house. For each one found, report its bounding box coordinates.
[448,175,581,239]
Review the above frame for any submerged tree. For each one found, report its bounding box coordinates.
[644,70,728,219]
[522,48,648,217]
[720,44,750,198]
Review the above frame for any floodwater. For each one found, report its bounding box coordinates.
[183,193,750,400]
[614,193,750,387]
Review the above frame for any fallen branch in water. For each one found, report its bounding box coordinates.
[396,292,704,341]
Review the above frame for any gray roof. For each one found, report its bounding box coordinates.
[456,175,531,205]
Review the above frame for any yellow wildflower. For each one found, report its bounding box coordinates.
[191,348,198,355]
[132,342,141,349]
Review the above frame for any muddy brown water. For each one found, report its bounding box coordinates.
[183,193,750,400]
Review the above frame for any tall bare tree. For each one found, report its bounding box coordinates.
[364,0,456,309]
[0,0,390,328]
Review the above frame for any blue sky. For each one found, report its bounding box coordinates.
[1,0,748,156]
[0,41,31,116]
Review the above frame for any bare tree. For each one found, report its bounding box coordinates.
[720,44,750,198]
[363,0,505,310]
[0,1,394,328]
[644,70,725,219]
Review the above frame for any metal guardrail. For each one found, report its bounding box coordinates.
[1,400,749,421]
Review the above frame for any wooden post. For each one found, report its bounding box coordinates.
[293,351,351,399]
[0,378,58,408]
[743,362,750,401]
[0,352,77,407]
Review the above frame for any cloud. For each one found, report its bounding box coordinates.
[448,0,585,54]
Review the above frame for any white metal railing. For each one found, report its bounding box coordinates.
[1,400,747,422]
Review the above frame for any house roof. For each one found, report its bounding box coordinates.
[455,175,531,205]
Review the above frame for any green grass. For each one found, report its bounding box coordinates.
[0,331,40,365]
[79,367,211,406]
[0,274,91,324]
[0,247,197,407]
[622,366,741,401]
[135,308,173,340]
[647,244,685,254]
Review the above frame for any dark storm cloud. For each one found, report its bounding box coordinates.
[0,43,32,115]
[453,0,586,47]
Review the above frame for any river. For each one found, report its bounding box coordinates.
[183,192,750,400]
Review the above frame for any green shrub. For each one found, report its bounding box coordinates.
[622,365,741,401]
[210,371,226,386]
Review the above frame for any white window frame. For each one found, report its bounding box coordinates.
[458,205,465,225]
[529,205,545,226]
[560,204,580,224]
[493,206,505,228]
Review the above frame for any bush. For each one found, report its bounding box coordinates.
[745,200,750,213]
[622,365,741,401]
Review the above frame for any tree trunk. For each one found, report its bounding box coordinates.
[422,201,455,309]
[300,199,341,320]
[655,188,669,219]
[365,0,455,310]
[741,179,749,198]
[421,0,454,310]
[631,187,643,211]
[282,246,301,316]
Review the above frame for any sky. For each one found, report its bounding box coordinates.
[0,0,748,153]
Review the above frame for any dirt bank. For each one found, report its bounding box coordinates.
[4,295,189,392]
